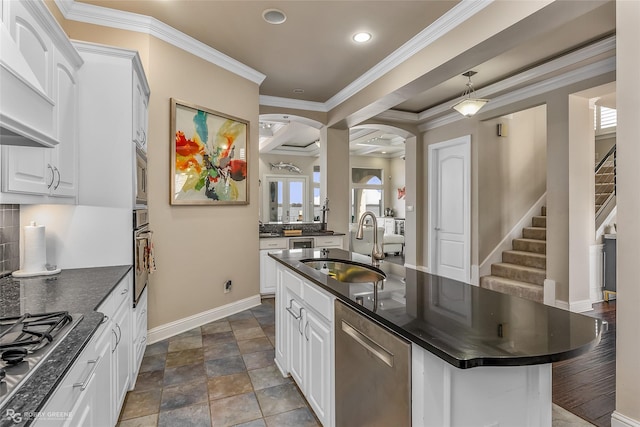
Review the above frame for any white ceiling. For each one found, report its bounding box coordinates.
[74,0,616,157]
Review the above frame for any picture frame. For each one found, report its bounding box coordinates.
[170,98,249,205]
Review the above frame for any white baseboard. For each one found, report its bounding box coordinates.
[405,263,429,273]
[612,411,640,427]
[569,299,594,313]
[471,265,479,286]
[147,294,262,344]
[479,193,547,278]
[554,300,570,310]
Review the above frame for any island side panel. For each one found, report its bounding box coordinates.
[412,344,552,427]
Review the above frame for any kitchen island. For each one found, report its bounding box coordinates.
[270,248,604,427]
[0,266,131,427]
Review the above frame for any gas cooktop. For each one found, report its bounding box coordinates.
[0,311,83,409]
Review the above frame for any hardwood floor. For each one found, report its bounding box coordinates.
[553,300,616,427]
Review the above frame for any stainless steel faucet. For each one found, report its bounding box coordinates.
[356,211,385,266]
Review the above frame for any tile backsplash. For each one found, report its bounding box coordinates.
[0,204,20,275]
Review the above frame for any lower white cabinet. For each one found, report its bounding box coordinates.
[36,272,133,427]
[130,287,148,384]
[275,264,334,427]
[112,290,131,415]
[314,235,343,249]
[260,238,287,295]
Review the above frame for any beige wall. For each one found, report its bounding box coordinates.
[595,135,616,165]
[56,12,260,330]
[478,106,547,262]
[389,157,406,218]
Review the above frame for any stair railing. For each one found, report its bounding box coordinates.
[595,144,616,226]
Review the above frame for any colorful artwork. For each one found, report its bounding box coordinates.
[170,99,249,205]
[397,186,406,200]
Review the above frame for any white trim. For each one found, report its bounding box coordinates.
[470,264,479,286]
[404,263,429,274]
[555,300,570,311]
[259,95,327,112]
[54,0,265,85]
[612,411,640,427]
[146,294,262,344]
[568,299,594,313]
[479,193,547,278]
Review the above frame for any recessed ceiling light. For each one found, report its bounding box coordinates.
[293,88,304,94]
[353,32,372,43]
[263,8,286,25]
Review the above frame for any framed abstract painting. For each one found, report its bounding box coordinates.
[170,98,249,205]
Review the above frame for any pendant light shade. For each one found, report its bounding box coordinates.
[452,71,489,117]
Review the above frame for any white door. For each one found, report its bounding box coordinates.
[428,135,471,283]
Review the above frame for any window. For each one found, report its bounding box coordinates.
[351,168,383,222]
[313,165,321,221]
[594,105,617,134]
[264,175,307,222]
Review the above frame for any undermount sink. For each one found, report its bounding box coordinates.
[301,259,386,283]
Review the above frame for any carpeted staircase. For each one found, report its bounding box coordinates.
[480,206,547,302]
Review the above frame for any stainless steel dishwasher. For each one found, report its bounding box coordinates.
[335,300,411,427]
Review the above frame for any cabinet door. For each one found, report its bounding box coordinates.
[132,69,149,150]
[286,293,305,389]
[260,249,279,294]
[112,298,132,416]
[50,49,78,198]
[305,310,332,426]
[1,145,52,195]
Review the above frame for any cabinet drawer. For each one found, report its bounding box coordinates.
[281,268,303,298]
[303,282,333,320]
[112,274,131,310]
[260,238,288,250]
[315,236,342,248]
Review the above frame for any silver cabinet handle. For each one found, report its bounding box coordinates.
[140,336,147,344]
[341,320,394,368]
[47,164,55,188]
[73,358,99,390]
[298,308,305,335]
[101,315,109,324]
[120,287,129,295]
[434,227,441,231]
[116,323,122,346]
[285,299,301,320]
[111,329,118,353]
[304,321,310,341]
[53,166,61,190]
[141,129,146,144]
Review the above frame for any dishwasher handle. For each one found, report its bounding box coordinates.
[341,320,394,368]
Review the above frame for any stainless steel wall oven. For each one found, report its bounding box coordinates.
[133,209,152,307]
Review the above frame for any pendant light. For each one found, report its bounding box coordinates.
[452,71,489,117]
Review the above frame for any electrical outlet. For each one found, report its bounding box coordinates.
[224,280,232,293]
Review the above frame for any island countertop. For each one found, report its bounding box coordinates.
[270,249,605,369]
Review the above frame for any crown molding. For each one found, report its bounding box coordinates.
[54,0,265,85]
[418,56,616,132]
[324,0,493,111]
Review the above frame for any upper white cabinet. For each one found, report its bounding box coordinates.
[73,41,150,208]
[0,0,82,204]
[132,69,149,152]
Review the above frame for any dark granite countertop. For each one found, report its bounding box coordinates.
[270,249,605,369]
[259,232,345,238]
[0,265,132,427]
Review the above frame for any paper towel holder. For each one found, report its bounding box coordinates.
[12,221,61,278]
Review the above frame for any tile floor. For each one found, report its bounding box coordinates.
[118,298,594,427]
[117,299,320,427]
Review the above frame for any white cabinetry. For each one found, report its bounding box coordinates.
[275,264,335,427]
[73,41,149,208]
[36,272,133,427]
[130,286,148,385]
[0,0,82,204]
[314,235,343,249]
[259,238,287,295]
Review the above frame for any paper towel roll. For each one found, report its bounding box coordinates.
[23,222,47,273]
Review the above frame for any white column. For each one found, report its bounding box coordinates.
[613,2,640,425]
[404,135,421,267]
[567,95,595,312]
